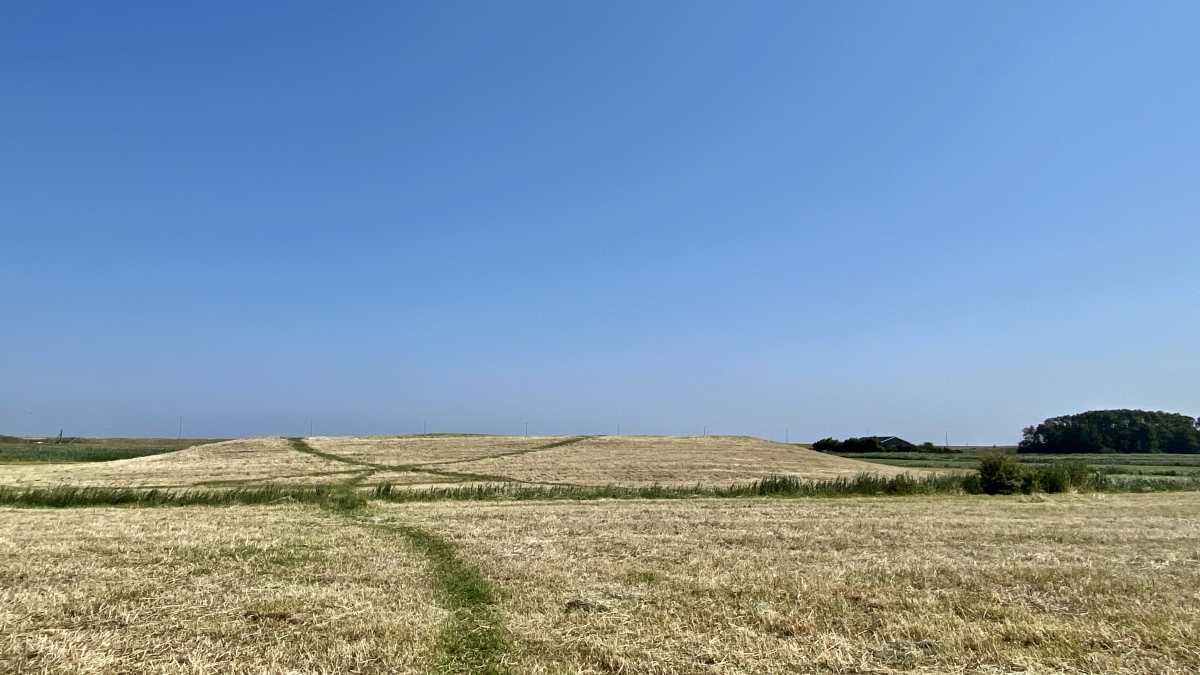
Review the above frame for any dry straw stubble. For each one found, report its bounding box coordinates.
[0,505,442,674]
[382,493,1200,674]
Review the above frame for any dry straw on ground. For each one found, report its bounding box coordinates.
[0,505,441,674]
[306,434,546,466]
[0,438,349,489]
[2,435,913,489]
[382,493,1200,674]
[437,435,918,486]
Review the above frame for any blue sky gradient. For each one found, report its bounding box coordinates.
[3,2,1198,443]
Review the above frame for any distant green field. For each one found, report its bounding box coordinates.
[831,448,1200,479]
[0,437,223,464]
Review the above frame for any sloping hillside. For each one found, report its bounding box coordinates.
[0,434,920,489]
[309,434,920,486]
[0,437,352,488]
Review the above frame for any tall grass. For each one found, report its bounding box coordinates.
[372,472,976,503]
[0,485,366,510]
[4,471,1195,511]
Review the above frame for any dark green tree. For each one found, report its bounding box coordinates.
[1019,409,1200,454]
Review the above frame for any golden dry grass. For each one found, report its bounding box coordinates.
[0,438,350,489]
[1,435,908,490]
[438,435,917,486]
[306,434,544,466]
[0,505,441,674]
[379,493,1200,674]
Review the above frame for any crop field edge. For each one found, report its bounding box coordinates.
[3,470,1199,510]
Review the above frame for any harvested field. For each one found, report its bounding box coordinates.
[306,434,546,466]
[0,438,349,489]
[2,473,1197,672]
[438,435,918,486]
[0,435,910,490]
[354,471,496,487]
[379,492,1200,674]
[0,505,441,674]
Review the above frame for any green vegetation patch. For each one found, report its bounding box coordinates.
[287,437,374,466]
[0,485,366,511]
[532,435,592,450]
[373,473,980,503]
[0,437,221,463]
[837,448,1200,480]
[371,522,508,675]
[1020,409,1200,454]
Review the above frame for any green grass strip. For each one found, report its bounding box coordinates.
[531,435,592,450]
[372,472,971,502]
[287,437,378,467]
[4,471,1196,511]
[371,522,508,675]
[0,485,366,511]
[287,437,510,483]
[372,471,1200,503]
[0,446,179,464]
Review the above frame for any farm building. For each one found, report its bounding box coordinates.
[872,436,916,449]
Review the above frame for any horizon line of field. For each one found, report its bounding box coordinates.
[0,430,1011,448]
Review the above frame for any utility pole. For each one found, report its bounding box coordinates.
[786,427,789,444]
[423,421,427,434]
[703,426,707,437]
[617,425,621,436]
[178,416,183,447]
[945,431,949,448]
[525,422,528,437]
[310,419,313,437]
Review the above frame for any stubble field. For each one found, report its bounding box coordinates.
[379,493,1200,674]
[2,435,1198,673]
[0,435,914,490]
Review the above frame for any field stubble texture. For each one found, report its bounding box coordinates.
[0,506,443,674]
[384,493,1200,674]
[1,435,917,492]
[0,438,350,489]
[4,436,1200,673]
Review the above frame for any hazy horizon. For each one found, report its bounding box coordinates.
[4,3,1198,445]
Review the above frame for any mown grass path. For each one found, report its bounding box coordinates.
[358,518,509,675]
[287,437,519,484]
[281,441,507,671]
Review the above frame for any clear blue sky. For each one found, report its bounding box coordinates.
[2,2,1197,443]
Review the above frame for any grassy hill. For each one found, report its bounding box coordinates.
[0,436,224,464]
[0,434,915,489]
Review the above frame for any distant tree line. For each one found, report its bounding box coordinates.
[812,437,886,452]
[811,437,957,454]
[1019,409,1200,454]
